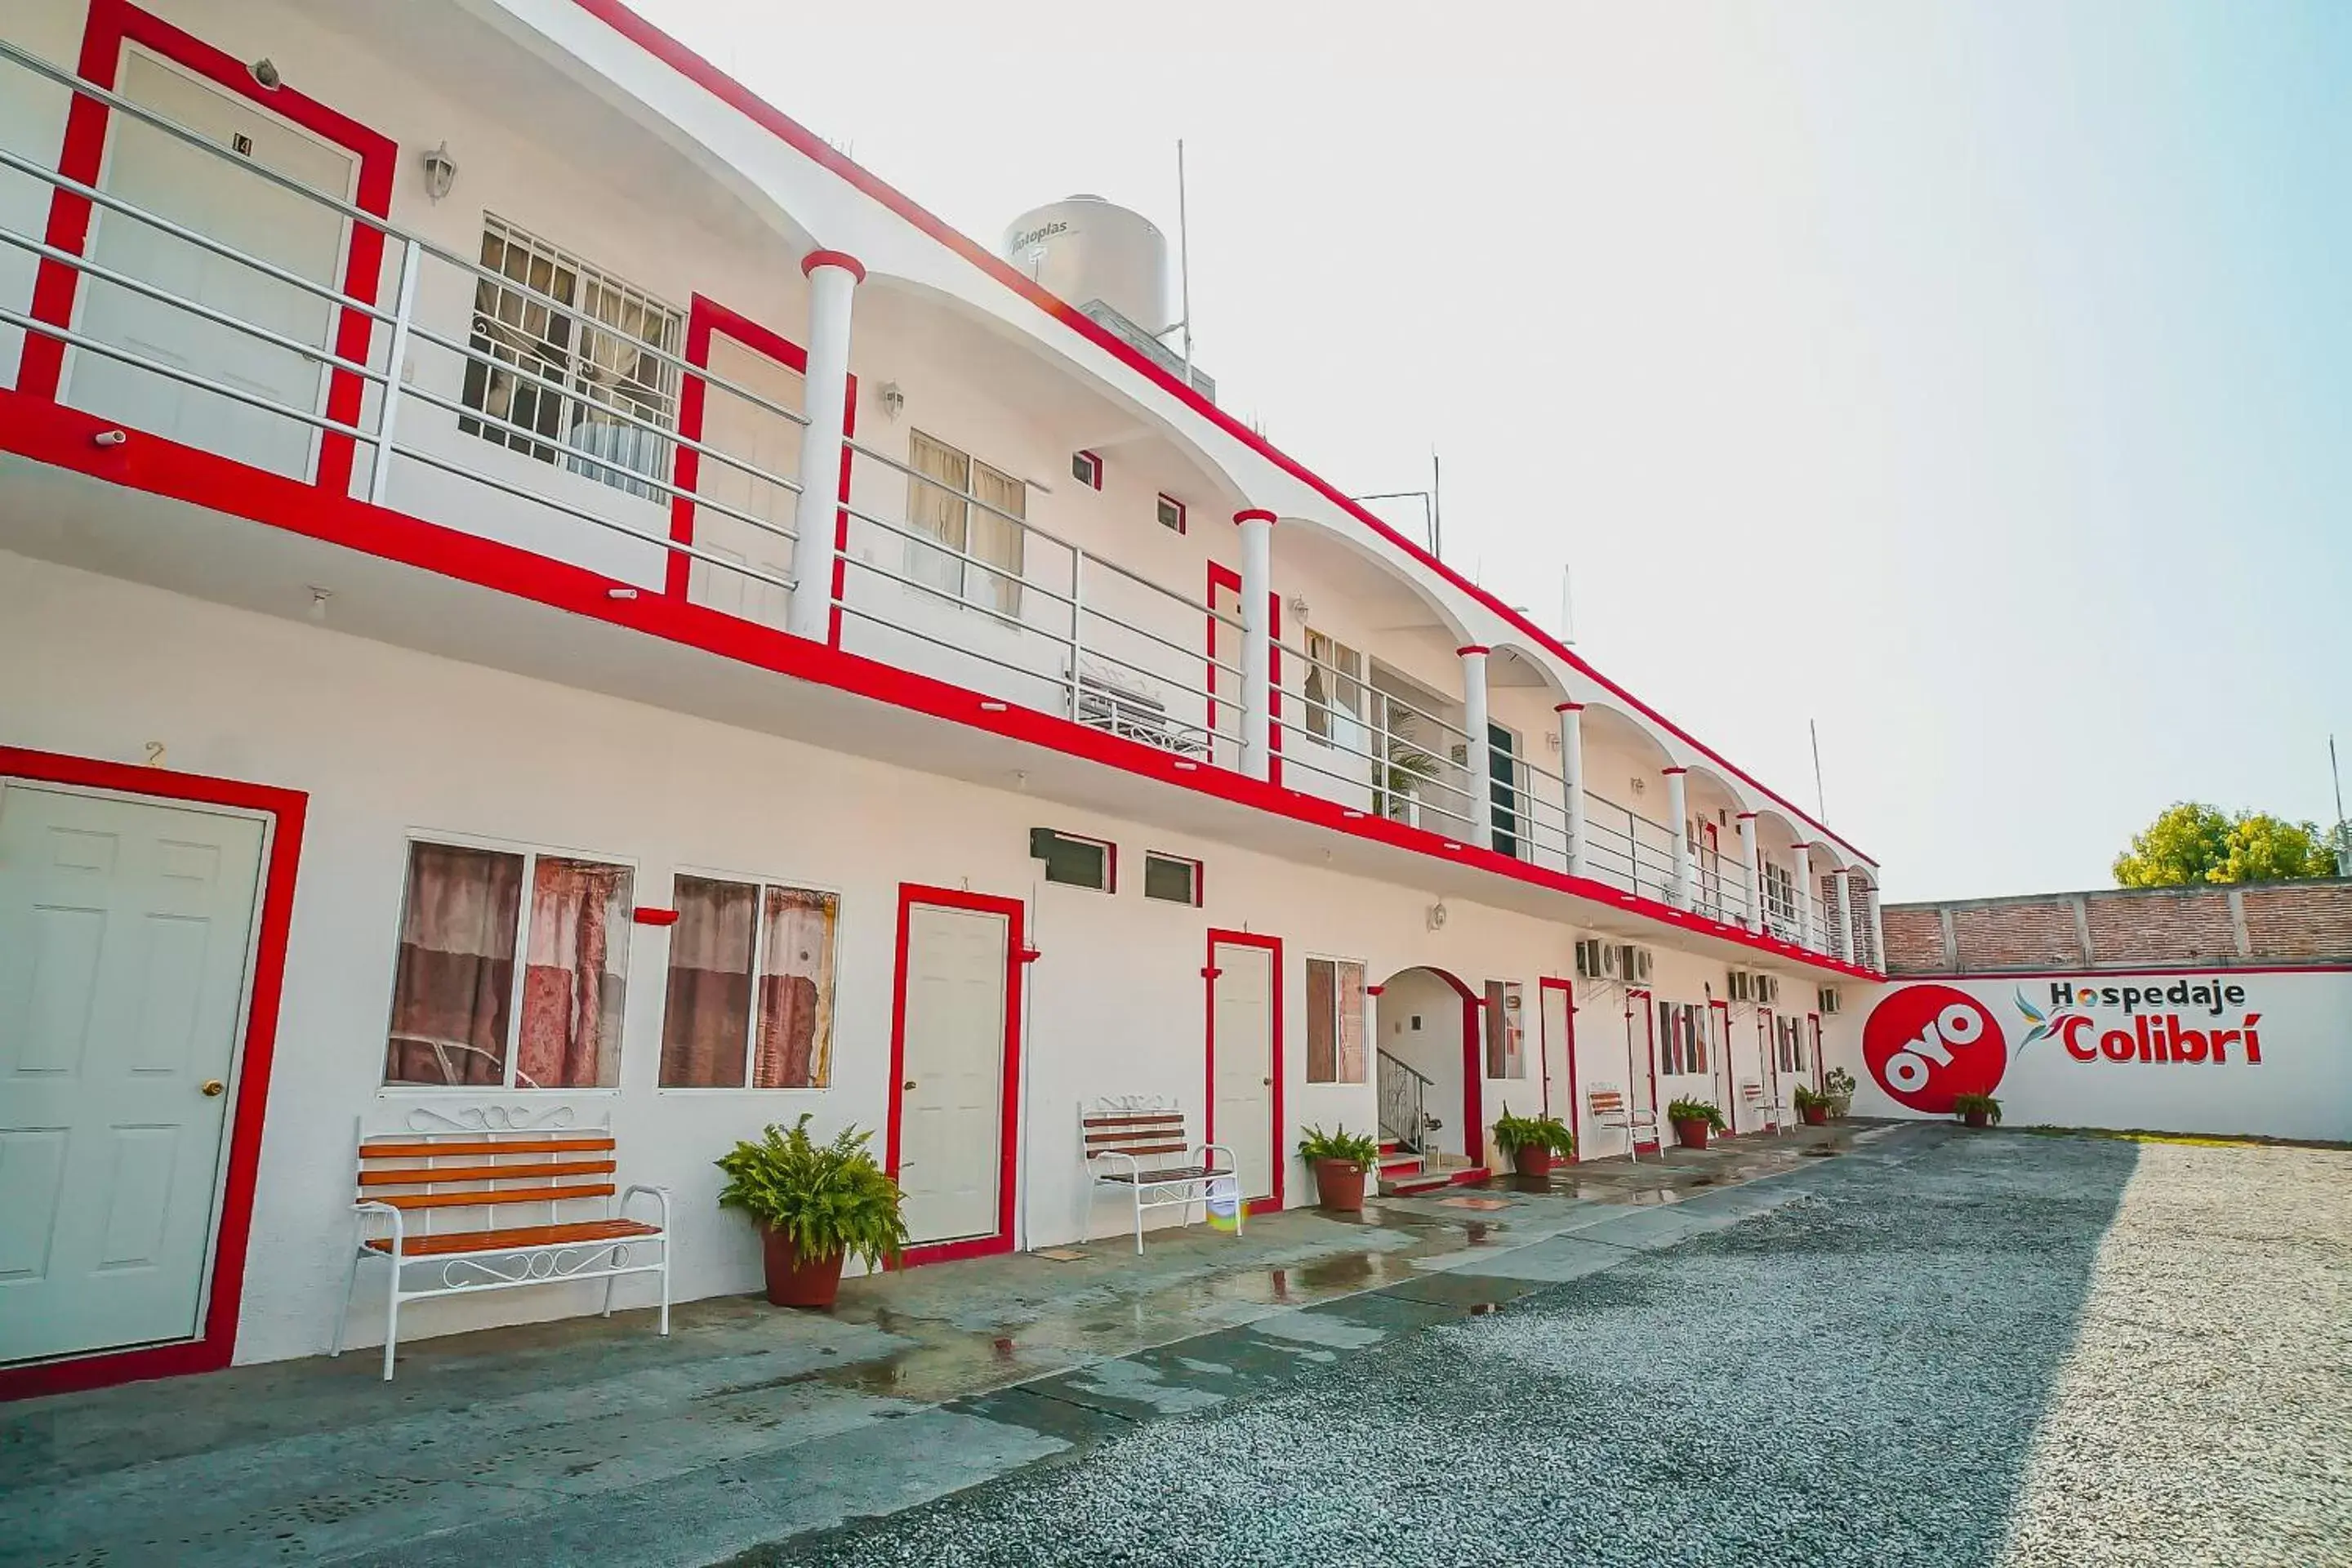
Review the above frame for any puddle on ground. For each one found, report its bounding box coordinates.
[1296,1252,1379,1291]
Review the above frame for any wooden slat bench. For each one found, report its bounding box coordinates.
[333,1114,671,1380]
[1081,1100,1238,1253]
[1587,1085,1660,1162]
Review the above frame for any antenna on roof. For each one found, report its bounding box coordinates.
[1174,139,1194,386]
[1431,449,1443,561]
[1559,564,1576,645]
[2332,734,2349,875]
[1810,719,1828,822]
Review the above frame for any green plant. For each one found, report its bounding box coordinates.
[1667,1098,1727,1132]
[1953,1092,2003,1125]
[715,1115,908,1270]
[1490,1107,1575,1157]
[1824,1067,1856,1113]
[1296,1124,1380,1168]
[1793,1083,1827,1111]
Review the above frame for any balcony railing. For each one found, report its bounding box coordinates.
[0,38,1866,968]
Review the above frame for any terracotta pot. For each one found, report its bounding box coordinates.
[1801,1103,1829,1127]
[1673,1118,1713,1150]
[1514,1144,1556,1178]
[760,1227,847,1308]
[1962,1110,1990,1129]
[1312,1158,1368,1213]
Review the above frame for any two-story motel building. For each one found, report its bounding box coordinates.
[0,0,1886,1393]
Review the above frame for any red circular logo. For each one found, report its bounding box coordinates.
[1861,984,2007,1112]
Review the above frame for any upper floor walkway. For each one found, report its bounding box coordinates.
[0,0,1883,976]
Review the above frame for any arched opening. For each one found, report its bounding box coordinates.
[1373,966,1482,1170]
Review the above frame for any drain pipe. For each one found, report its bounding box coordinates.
[1017,877,1040,1253]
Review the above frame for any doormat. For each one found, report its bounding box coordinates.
[1033,1247,1089,1262]
[1434,1196,1512,1212]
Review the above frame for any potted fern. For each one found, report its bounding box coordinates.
[1953,1092,2002,1130]
[1297,1124,1380,1212]
[1491,1107,1575,1178]
[1793,1083,1831,1127]
[715,1115,908,1309]
[1824,1067,1856,1119]
[1668,1098,1727,1150]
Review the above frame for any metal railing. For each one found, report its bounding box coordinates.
[1377,1049,1435,1157]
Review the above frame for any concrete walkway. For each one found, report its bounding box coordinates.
[1,1125,1878,1567]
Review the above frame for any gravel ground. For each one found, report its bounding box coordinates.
[774,1130,2352,1567]
[1997,1141,2352,1567]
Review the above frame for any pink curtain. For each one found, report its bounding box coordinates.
[753,886,836,1088]
[661,875,756,1087]
[517,857,631,1089]
[384,844,523,1085]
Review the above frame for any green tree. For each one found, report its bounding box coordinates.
[2114,802,2337,887]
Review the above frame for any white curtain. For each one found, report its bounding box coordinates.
[969,461,1027,617]
[905,431,970,599]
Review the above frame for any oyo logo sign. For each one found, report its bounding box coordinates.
[1862,984,2007,1113]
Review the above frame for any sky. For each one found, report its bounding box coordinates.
[638,0,2352,901]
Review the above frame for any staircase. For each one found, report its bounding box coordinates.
[1374,1049,1490,1195]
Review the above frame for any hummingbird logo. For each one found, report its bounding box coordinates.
[2012,989,2087,1058]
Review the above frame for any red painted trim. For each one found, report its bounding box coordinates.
[0,746,305,1401]
[629,906,680,926]
[1205,929,1285,1213]
[884,882,1027,1267]
[0,391,1882,982]
[1073,450,1102,491]
[1537,975,1575,1128]
[1809,1012,1825,1095]
[1231,508,1276,526]
[1456,644,1490,657]
[1554,701,1584,713]
[1660,766,1689,777]
[1709,997,1735,1133]
[1735,811,1757,821]
[25,0,393,495]
[800,248,866,283]
[1624,987,1662,1152]
[1156,493,1187,535]
[554,0,1875,871]
[1204,560,1284,787]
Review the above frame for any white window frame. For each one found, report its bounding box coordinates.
[458,215,684,502]
[1036,830,1116,894]
[1156,492,1187,534]
[1762,861,1797,921]
[656,864,845,1093]
[1303,954,1370,1085]
[1071,449,1102,489]
[380,831,639,1096]
[1141,850,1203,906]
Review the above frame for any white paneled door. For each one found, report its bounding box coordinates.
[686,334,804,627]
[1211,941,1276,1205]
[895,901,1012,1248]
[66,49,356,481]
[0,785,265,1365]
[1540,983,1572,1125]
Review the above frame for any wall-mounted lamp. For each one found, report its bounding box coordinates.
[421,141,458,203]
[878,381,904,421]
[1630,776,1646,795]
[1286,595,1311,619]
[307,586,332,624]
[249,57,282,91]
[1426,900,1450,932]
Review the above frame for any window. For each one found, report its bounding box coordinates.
[1143,851,1201,906]
[459,216,684,501]
[1156,492,1187,534]
[1305,957,1367,1083]
[1484,980,1525,1078]
[1776,1015,1806,1074]
[1762,862,1797,921]
[1071,450,1102,489]
[1032,828,1113,892]
[1303,630,1363,742]
[1657,1001,1710,1076]
[659,875,839,1088]
[906,430,1026,616]
[383,840,633,1089]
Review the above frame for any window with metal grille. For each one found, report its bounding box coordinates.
[458,216,684,501]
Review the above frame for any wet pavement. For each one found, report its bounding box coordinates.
[0,1124,1880,1567]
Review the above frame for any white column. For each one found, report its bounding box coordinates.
[1865,883,1886,971]
[1557,702,1587,877]
[1459,646,1491,849]
[1833,869,1855,963]
[1736,813,1762,932]
[786,250,862,644]
[1791,845,1814,948]
[1236,509,1276,781]
[1662,768,1691,909]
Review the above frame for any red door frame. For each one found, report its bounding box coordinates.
[1754,1006,1777,1133]
[1205,562,1282,786]
[21,0,398,497]
[666,293,859,634]
[1539,976,1576,1156]
[884,883,1027,1267]
[1709,997,1733,1134]
[1623,986,1660,1152]
[1204,929,1285,1214]
[0,746,306,1401]
[1808,1012,1824,1094]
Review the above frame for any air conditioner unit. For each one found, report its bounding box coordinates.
[1818,986,1842,1015]
[1575,938,1607,979]
[1624,946,1654,983]
[1599,942,1624,980]
[1756,973,1780,1005]
[1728,970,1755,1004]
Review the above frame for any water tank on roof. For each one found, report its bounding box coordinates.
[1001,195,1172,334]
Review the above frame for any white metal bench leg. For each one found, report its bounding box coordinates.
[1133,1191,1146,1255]
[657,1244,671,1336]
[602,1268,618,1318]
[381,1260,400,1383]
[331,1241,363,1358]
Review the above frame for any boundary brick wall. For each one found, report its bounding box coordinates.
[1883,879,2352,975]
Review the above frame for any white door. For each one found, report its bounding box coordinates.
[688,335,804,627]
[67,49,356,480]
[896,902,1010,1247]
[1211,942,1276,1203]
[0,785,265,1365]
[1540,984,1571,1125]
